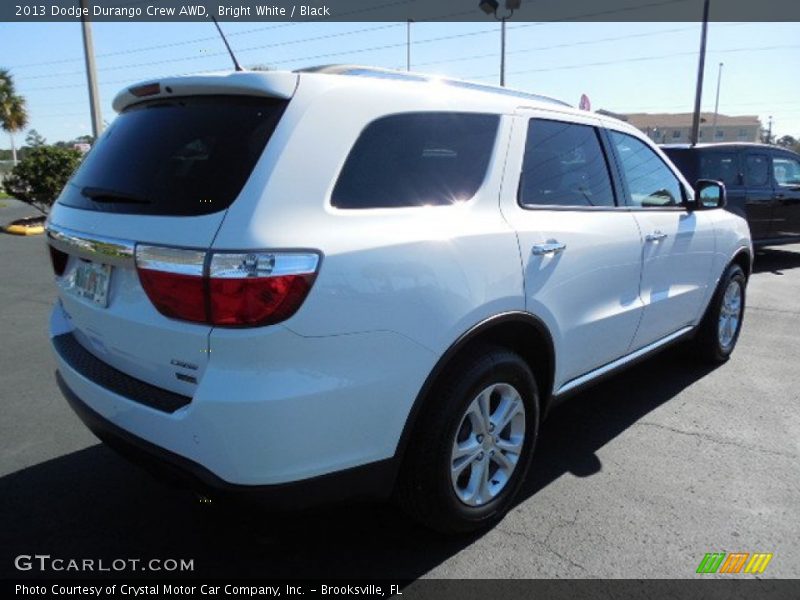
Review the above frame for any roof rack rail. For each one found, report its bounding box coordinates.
[295,64,571,108]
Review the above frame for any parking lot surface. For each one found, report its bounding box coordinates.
[1,198,798,579]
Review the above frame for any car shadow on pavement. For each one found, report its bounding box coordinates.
[0,347,715,581]
[753,246,800,274]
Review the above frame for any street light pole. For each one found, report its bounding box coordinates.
[690,0,710,146]
[79,0,103,140]
[479,0,518,87]
[712,62,723,141]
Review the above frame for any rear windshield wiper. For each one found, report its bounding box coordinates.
[81,186,151,204]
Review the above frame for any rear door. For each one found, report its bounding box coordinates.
[501,111,644,388]
[47,93,289,395]
[742,150,776,241]
[770,150,800,239]
[606,130,716,350]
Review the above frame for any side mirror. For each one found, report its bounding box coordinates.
[694,179,727,209]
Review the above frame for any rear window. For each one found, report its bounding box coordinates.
[58,96,287,216]
[331,112,499,209]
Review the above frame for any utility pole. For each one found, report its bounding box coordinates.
[766,116,773,144]
[690,0,711,146]
[500,15,507,86]
[406,19,413,71]
[80,0,103,140]
[711,62,723,141]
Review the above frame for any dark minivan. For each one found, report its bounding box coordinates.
[662,143,800,247]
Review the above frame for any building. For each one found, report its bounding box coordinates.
[598,111,762,144]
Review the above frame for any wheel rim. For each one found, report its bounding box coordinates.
[450,382,526,507]
[718,280,742,350]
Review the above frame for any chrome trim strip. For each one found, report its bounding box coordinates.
[46,223,136,268]
[555,326,694,396]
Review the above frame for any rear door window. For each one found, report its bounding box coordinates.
[745,154,770,187]
[331,112,499,209]
[59,96,287,216]
[518,119,616,208]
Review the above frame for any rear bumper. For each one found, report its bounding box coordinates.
[49,300,435,502]
[57,370,396,509]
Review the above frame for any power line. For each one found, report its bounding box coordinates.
[463,44,800,81]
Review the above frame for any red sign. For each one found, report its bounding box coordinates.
[579,94,591,111]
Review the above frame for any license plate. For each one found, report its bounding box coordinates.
[68,261,112,307]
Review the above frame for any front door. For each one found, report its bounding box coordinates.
[605,130,717,350]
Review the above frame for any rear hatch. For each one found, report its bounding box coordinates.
[47,72,296,396]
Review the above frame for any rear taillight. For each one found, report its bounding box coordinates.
[135,245,319,327]
[49,245,68,276]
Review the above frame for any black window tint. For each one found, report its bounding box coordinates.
[59,96,287,216]
[745,154,769,186]
[610,131,683,207]
[699,152,741,187]
[331,113,499,209]
[518,119,615,207]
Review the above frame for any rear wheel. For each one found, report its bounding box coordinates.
[692,263,746,363]
[397,346,539,534]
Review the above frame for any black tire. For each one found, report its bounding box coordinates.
[691,263,746,363]
[396,345,540,534]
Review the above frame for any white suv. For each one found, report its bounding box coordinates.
[47,66,752,533]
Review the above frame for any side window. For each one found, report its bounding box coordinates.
[609,131,683,207]
[518,119,615,207]
[773,156,800,187]
[331,112,499,209]
[745,154,769,187]
[699,152,741,187]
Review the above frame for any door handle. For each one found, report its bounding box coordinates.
[774,193,786,200]
[645,231,668,243]
[532,241,567,256]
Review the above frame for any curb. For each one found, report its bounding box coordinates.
[3,216,47,236]
[4,223,45,236]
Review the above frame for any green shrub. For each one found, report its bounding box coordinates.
[2,145,82,214]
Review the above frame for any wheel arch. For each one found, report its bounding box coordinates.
[731,247,752,280]
[392,311,556,473]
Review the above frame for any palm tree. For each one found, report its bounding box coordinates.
[0,69,29,165]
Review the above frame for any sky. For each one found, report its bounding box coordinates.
[0,19,798,148]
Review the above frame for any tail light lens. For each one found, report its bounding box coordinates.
[135,245,319,327]
[49,245,69,277]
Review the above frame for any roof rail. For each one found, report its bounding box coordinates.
[295,64,571,108]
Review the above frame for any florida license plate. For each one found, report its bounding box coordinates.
[68,261,112,307]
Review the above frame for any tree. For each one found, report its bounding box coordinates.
[25,128,46,147]
[2,146,82,214]
[0,69,29,164]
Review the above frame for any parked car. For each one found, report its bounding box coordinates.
[46,66,752,533]
[662,143,800,246]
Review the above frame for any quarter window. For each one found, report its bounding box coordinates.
[699,152,740,187]
[518,119,615,207]
[331,112,499,209]
[609,131,683,207]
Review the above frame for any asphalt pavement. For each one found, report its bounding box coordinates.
[1,198,798,579]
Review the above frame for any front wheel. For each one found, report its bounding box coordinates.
[692,263,746,363]
[396,346,540,534]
